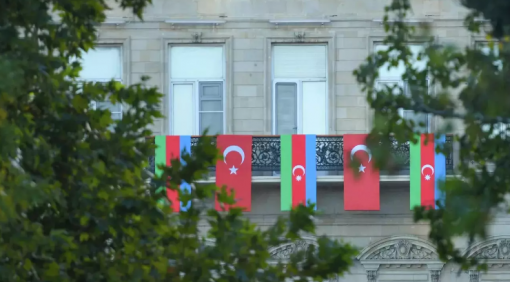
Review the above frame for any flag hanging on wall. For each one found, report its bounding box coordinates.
[343,134,380,210]
[154,135,192,212]
[280,134,317,211]
[410,134,446,210]
[215,135,253,211]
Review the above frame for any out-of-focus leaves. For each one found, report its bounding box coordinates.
[354,0,510,271]
[0,0,356,281]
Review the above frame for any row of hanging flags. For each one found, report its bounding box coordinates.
[154,134,446,212]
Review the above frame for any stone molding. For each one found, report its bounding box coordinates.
[465,236,510,262]
[464,235,510,280]
[267,236,319,263]
[357,235,444,282]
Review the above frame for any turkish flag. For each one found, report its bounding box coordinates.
[343,134,380,210]
[215,135,252,211]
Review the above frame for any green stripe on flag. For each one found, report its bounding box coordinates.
[155,136,166,194]
[409,135,421,210]
[280,135,292,211]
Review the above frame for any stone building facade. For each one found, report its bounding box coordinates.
[80,0,510,281]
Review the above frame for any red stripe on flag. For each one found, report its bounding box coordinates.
[420,134,435,209]
[343,134,380,210]
[166,136,180,212]
[291,135,307,207]
[215,135,253,211]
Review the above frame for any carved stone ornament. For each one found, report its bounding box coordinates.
[191,32,202,43]
[466,237,510,260]
[268,237,318,261]
[469,270,479,282]
[362,238,437,260]
[366,270,377,282]
[294,32,306,43]
[430,270,440,282]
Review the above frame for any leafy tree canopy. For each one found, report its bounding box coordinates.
[355,0,510,271]
[0,0,357,281]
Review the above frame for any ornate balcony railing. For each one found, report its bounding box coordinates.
[146,135,454,175]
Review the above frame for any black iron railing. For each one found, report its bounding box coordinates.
[147,135,454,175]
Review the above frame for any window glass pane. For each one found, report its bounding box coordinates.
[201,100,222,111]
[171,47,223,79]
[275,83,297,134]
[200,112,223,135]
[173,84,194,135]
[111,113,122,121]
[376,44,427,78]
[199,82,223,111]
[273,45,326,79]
[302,81,327,134]
[403,110,428,133]
[80,47,122,80]
[96,101,122,113]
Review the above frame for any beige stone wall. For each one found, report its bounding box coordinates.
[95,1,510,281]
[98,0,472,136]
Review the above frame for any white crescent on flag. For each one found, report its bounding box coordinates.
[223,145,245,165]
[421,164,435,175]
[292,165,306,176]
[350,144,372,163]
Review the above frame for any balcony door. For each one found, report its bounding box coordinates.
[272,45,328,135]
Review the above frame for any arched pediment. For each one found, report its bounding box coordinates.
[358,235,439,262]
[465,235,510,261]
[268,236,318,262]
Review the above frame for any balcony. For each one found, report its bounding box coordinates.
[146,135,454,182]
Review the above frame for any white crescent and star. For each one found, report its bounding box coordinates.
[292,165,306,181]
[421,164,435,181]
[350,144,372,173]
[223,145,245,175]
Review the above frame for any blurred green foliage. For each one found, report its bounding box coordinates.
[355,0,510,271]
[0,0,356,281]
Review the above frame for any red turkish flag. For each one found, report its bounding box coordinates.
[215,135,252,211]
[343,134,380,210]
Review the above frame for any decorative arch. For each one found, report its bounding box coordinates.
[465,235,510,261]
[267,236,319,263]
[357,235,444,282]
[464,236,510,282]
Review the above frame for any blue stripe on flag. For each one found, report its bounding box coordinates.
[435,135,446,209]
[305,135,317,209]
[180,135,192,211]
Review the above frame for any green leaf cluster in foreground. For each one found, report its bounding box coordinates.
[0,0,356,281]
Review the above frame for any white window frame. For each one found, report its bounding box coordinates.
[270,44,329,135]
[78,46,124,121]
[169,79,226,135]
[168,45,226,135]
[374,43,431,133]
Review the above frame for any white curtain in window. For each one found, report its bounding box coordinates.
[273,45,327,79]
[170,47,223,79]
[375,44,427,78]
[80,47,122,81]
[172,84,194,135]
[302,81,327,134]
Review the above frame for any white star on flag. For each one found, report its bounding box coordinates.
[425,174,430,181]
[359,164,366,173]
[229,166,238,175]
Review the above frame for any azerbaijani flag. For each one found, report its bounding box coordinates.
[410,134,446,209]
[155,135,192,212]
[280,134,317,211]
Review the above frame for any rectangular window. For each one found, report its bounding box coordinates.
[169,46,225,135]
[275,82,298,134]
[272,45,328,135]
[476,41,508,138]
[79,46,123,121]
[375,43,430,132]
